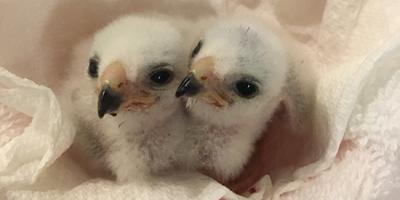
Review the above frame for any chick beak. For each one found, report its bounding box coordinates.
[98,85,122,118]
[176,56,231,107]
[175,73,202,97]
[175,74,231,108]
[97,61,127,118]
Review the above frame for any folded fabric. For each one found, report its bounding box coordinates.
[0,68,74,193]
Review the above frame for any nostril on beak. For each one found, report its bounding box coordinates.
[175,74,202,97]
[98,85,122,118]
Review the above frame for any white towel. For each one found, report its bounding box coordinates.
[0,0,399,199]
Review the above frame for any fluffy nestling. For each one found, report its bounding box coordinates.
[59,16,195,182]
[176,17,299,182]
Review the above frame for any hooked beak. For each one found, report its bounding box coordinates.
[175,73,202,97]
[97,61,160,118]
[97,61,126,118]
[98,85,122,118]
[175,56,231,108]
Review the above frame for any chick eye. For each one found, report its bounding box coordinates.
[88,57,99,78]
[191,40,203,58]
[234,80,259,98]
[150,69,174,86]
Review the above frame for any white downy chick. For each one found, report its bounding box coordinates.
[176,17,297,182]
[59,16,196,182]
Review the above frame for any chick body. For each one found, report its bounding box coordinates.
[59,15,200,182]
[177,16,310,181]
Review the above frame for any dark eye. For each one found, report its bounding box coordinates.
[150,68,174,86]
[234,80,259,98]
[191,40,203,58]
[88,57,99,78]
